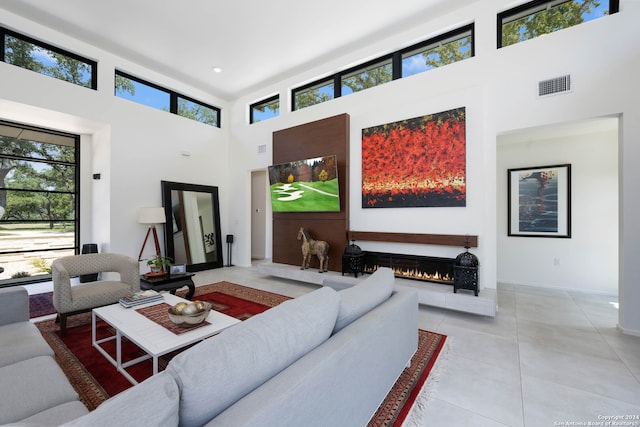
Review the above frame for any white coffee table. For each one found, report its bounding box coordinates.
[92,293,240,385]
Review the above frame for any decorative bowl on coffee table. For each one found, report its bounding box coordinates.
[167,301,212,327]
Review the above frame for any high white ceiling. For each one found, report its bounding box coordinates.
[1,0,471,100]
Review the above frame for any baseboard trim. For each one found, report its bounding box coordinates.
[616,324,640,337]
[498,281,618,297]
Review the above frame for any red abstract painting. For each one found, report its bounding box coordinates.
[362,107,466,208]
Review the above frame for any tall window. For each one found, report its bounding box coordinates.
[250,95,280,123]
[498,0,620,48]
[1,27,97,89]
[292,24,474,111]
[115,71,221,127]
[0,121,79,286]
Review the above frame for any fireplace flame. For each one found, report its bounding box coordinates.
[364,265,453,284]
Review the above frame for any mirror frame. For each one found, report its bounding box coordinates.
[161,180,224,272]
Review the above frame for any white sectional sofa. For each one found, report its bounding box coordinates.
[1,267,418,426]
[0,287,89,425]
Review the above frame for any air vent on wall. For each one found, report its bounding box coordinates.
[257,144,267,154]
[538,75,571,97]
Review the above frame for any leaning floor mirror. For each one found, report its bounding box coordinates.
[161,180,224,271]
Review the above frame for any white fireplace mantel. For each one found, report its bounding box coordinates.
[256,262,496,317]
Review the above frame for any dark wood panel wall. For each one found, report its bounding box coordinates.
[272,114,350,272]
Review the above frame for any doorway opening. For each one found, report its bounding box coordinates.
[496,116,619,295]
[251,170,268,261]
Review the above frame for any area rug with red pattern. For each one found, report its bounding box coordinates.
[35,281,447,426]
[29,291,56,318]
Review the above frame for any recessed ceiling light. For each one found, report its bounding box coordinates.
[212,67,222,73]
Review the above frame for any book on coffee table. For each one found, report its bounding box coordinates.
[119,290,163,308]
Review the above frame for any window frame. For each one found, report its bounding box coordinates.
[250,94,280,124]
[291,23,474,111]
[0,26,97,90]
[0,120,80,286]
[497,0,620,48]
[340,55,394,97]
[399,25,475,78]
[292,77,336,111]
[176,93,221,127]
[115,70,221,128]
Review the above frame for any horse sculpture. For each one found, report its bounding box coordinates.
[297,227,330,273]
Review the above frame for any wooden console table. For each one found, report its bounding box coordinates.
[140,273,196,300]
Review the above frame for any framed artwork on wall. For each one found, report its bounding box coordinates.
[170,264,186,274]
[361,107,466,208]
[508,164,571,238]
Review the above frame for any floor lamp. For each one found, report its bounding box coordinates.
[137,207,166,260]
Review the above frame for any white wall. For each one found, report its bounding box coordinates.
[497,126,619,294]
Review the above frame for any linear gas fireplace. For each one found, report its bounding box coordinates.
[362,251,455,285]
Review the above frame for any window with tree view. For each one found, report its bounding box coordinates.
[1,27,96,89]
[402,28,473,77]
[115,71,221,127]
[291,24,474,111]
[178,96,219,127]
[293,79,335,111]
[498,0,619,48]
[0,122,79,285]
[250,95,280,123]
[342,58,393,96]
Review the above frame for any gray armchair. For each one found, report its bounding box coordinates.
[52,253,140,334]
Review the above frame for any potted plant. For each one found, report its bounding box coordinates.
[145,255,172,275]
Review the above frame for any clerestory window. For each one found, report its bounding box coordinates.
[498,0,620,48]
[115,70,221,127]
[1,27,97,89]
[292,79,335,111]
[250,95,280,123]
[291,24,474,111]
[401,27,474,77]
[341,58,393,97]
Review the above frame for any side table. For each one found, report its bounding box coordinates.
[140,273,196,300]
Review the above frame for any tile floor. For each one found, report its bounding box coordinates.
[27,264,640,427]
